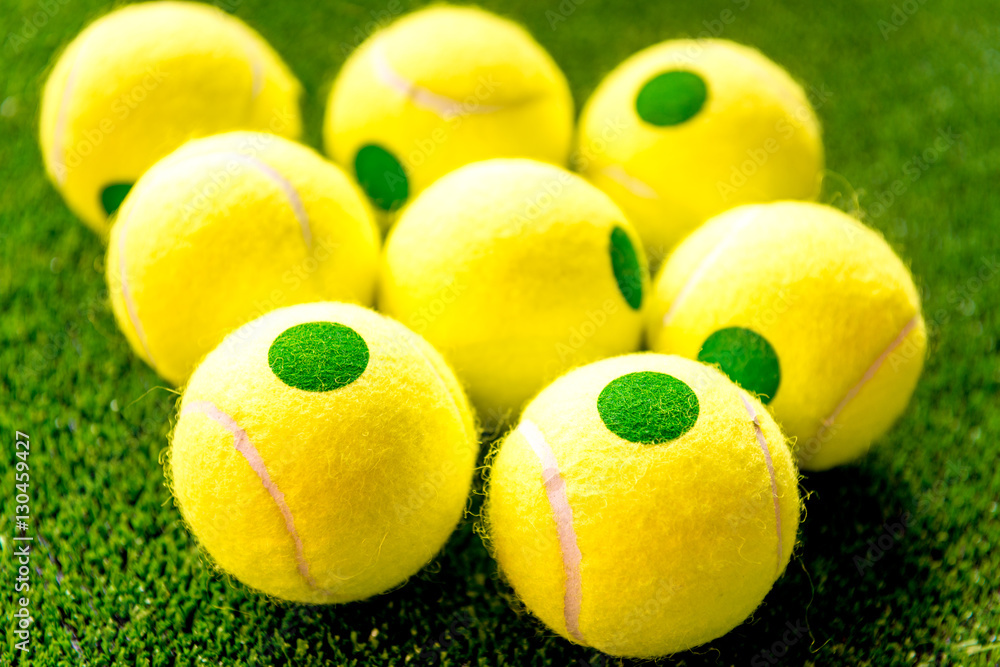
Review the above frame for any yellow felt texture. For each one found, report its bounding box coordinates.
[39,1,302,233]
[169,302,478,604]
[324,5,573,221]
[484,353,800,658]
[646,201,927,471]
[379,158,649,426]
[106,131,379,386]
[576,39,823,266]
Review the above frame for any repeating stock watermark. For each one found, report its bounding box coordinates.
[853,461,967,575]
[11,430,34,652]
[750,618,809,665]
[549,0,751,32]
[52,66,169,182]
[877,0,931,40]
[336,0,403,56]
[4,0,70,55]
[865,128,958,221]
[716,82,833,203]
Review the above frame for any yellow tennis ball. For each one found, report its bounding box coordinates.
[324,5,573,222]
[107,131,379,386]
[646,201,927,471]
[379,158,649,426]
[169,301,478,604]
[484,353,800,658]
[40,1,302,233]
[576,38,824,265]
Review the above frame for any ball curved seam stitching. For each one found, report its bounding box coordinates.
[738,392,784,577]
[182,399,336,596]
[814,313,921,441]
[117,195,158,368]
[116,152,312,373]
[237,35,265,99]
[519,419,587,645]
[214,151,311,246]
[370,40,505,119]
[50,34,88,187]
[598,164,660,200]
[661,206,762,327]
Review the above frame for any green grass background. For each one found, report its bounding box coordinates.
[2,0,999,664]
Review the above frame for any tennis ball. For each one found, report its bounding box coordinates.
[576,38,823,265]
[40,1,302,233]
[379,158,649,426]
[484,353,800,657]
[646,201,927,471]
[169,301,478,604]
[107,131,379,386]
[324,6,573,223]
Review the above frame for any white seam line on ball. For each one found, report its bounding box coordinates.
[816,314,920,439]
[183,400,334,595]
[198,151,311,246]
[239,37,264,98]
[599,164,660,200]
[739,393,783,577]
[117,151,310,369]
[117,194,157,368]
[520,419,586,644]
[226,152,311,246]
[51,38,88,186]
[370,41,504,119]
[662,206,762,327]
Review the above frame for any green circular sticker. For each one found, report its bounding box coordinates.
[354,144,408,211]
[635,70,708,127]
[698,327,781,404]
[597,371,700,444]
[610,226,643,310]
[101,182,133,216]
[268,322,369,392]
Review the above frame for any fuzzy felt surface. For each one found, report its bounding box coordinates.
[7,0,998,664]
[38,1,303,233]
[647,202,927,471]
[267,321,370,392]
[485,353,800,657]
[170,302,478,604]
[596,370,700,443]
[609,226,644,310]
[576,38,824,266]
[379,158,649,426]
[106,131,380,386]
[324,5,574,217]
[697,326,781,404]
[634,70,708,127]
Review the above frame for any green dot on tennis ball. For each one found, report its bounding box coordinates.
[101,182,133,216]
[610,226,643,310]
[354,144,409,211]
[268,322,369,392]
[698,327,781,404]
[635,70,708,127]
[597,371,700,444]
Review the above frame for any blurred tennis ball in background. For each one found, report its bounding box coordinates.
[484,353,800,657]
[576,38,824,266]
[107,132,379,386]
[40,1,302,233]
[379,158,648,428]
[170,301,478,603]
[324,6,574,226]
[646,201,926,471]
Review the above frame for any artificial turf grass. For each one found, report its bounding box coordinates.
[2,0,999,664]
